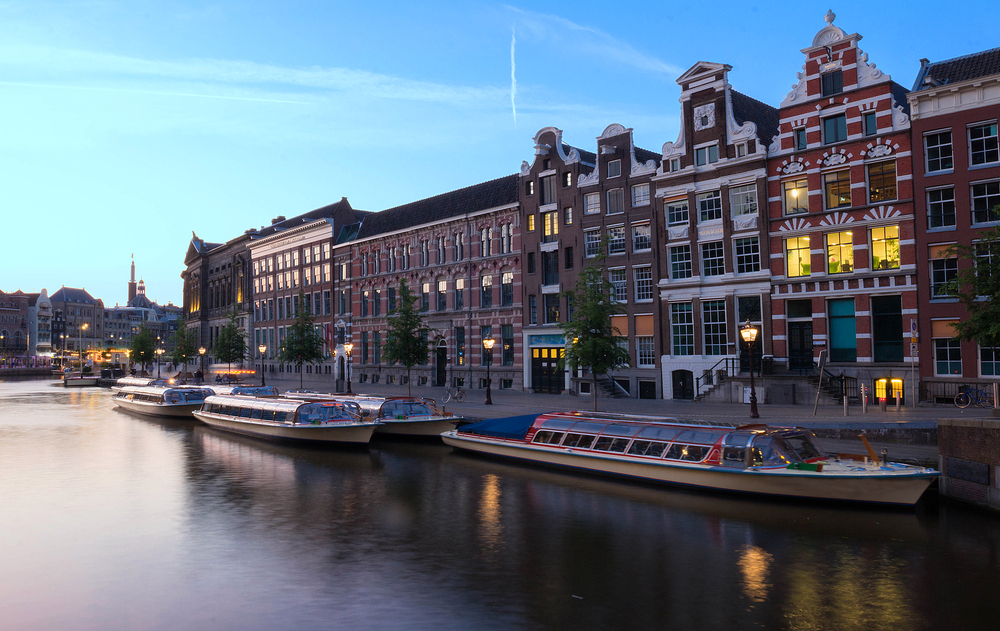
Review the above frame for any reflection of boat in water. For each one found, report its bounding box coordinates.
[112,385,212,418]
[194,395,377,444]
[442,412,939,506]
[283,392,460,438]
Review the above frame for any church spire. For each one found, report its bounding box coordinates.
[128,254,138,303]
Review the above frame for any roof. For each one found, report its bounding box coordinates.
[563,143,597,165]
[890,81,911,116]
[50,287,98,304]
[730,89,780,147]
[355,174,519,240]
[634,146,661,165]
[916,47,1000,90]
[254,198,362,239]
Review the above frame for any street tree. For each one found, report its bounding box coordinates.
[382,280,428,396]
[129,325,156,375]
[562,250,631,411]
[946,224,1000,347]
[277,292,326,389]
[214,310,247,381]
[169,325,200,377]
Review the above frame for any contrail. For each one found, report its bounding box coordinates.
[510,28,517,126]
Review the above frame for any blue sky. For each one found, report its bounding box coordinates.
[3,1,998,306]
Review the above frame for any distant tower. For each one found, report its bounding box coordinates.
[128,254,138,302]
[138,278,146,296]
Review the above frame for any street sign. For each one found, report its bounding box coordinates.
[910,342,919,356]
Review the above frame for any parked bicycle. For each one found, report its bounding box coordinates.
[442,384,466,404]
[954,384,994,409]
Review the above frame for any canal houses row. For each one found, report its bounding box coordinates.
[180,13,1000,402]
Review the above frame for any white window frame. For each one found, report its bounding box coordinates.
[924,129,954,174]
[631,223,651,252]
[631,183,650,207]
[584,192,601,215]
[729,183,758,217]
[634,266,652,301]
[609,268,627,303]
[607,159,621,178]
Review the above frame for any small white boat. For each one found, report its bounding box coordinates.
[112,385,213,417]
[441,412,940,506]
[194,395,377,444]
[282,393,461,437]
[111,376,167,392]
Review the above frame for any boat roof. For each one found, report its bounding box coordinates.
[115,377,166,387]
[116,385,213,396]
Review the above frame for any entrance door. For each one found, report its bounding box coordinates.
[672,370,694,400]
[788,322,814,371]
[531,347,564,394]
[435,345,447,387]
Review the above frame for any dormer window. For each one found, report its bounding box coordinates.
[607,160,621,178]
[821,70,843,97]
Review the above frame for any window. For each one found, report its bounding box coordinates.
[735,237,760,274]
[702,300,727,356]
[502,324,514,366]
[527,214,535,232]
[824,170,851,209]
[981,346,1000,376]
[864,111,877,136]
[420,240,429,267]
[821,70,843,96]
[730,184,758,216]
[925,131,953,173]
[373,289,380,316]
[480,228,492,257]
[544,294,560,323]
[525,181,534,196]
[632,183,650,207]
[872,295,903,362]
[564,247,574,270]
[931,257,958,298]
[671,303,694,356]
[542,252,559,286]
[454,278,464,310]
[632,224,651,252]
[823,114,847,144]
[563,172,572,187]
[529,295,537,325]
[936,338,962,376]
[584,193,600,215]
[735,142,747,158]
[970,123,999,166]
[794,128,807,151]
[783,179,808,214]
[609,268,626,303]
[498,271,513,307]
[563,206,573,225]
[829,298,857,362]
[421,282,430,312]
[927,188,956,228]
[670,246,692,280]
[666,199,689,225]
[607,188,625,214]
[361,331,369,364]
[437,279,447,311]
[361,290,369,317]
[636,336,655,367]
[540,175,557,205]
[971,181,1000,224]
[607,160,621,178]
[698,190,722,222]
[454,233,464,261]
[480,325,493,366]
[542,210,559,243]
[868,161,897,202]
[585,229,601,257]
[634,267,652,301]
[668,158,680,172]
[871,226,900,270]
[701,242,725,276]
[526,252,535,274]
[607,227,626,254]
[480,275,492,308]
[695,145,719,166]
[501,224,512,254]
[387,287,396,313]
[786,236,811,277]
[826,231,854,274]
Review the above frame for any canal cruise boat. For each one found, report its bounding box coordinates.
[210,385,279,397]
[441,412,940,506]
[193,395,376,444]
[112,385,213,418]
[111,376,167,392]
[282,392,461,437]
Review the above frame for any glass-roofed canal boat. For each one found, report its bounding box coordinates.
[112,385,213,418]
[441,412,940,506]
[193,395,377,444]
[282,392,461,437]
[111,376,167,392]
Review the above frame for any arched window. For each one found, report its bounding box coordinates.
[501,269,514,306]
[480,274,493,308]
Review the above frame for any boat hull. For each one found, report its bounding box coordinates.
[442,433,937,506]
[113,400,202,418]
[374,418,459,437]
[63,377,99,387]
[194,411,375,444]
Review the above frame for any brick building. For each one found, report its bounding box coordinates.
[50,287,104,355]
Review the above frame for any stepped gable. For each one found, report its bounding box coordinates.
[356,174,519,240]
[730,89,780,147]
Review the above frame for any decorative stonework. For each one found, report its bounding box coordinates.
[631,148,658,176]
[821,149,851,166]
[724,87,759,148]
[667,225,689,240]
[865,205,901,221]
[526,127,592,173]
[733,215,758,232]
[780,158,808,175]
[861,139,899,158]
[819,211,855,227]
[778,217,812,232]
[520,161,531,176]
[599,123,628,139]
[577,170,600,188]
[697,223,724,241]
[855,49,886,88]
[693,103,715,131]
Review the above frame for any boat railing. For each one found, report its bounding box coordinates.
[695,357,738,397]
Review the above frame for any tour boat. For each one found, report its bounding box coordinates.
[111,376,167,392]
[193,395,377,444]
[112,385,213,418]
[441,412,940,506]
[210,385,279,397]
[282,393,461,437]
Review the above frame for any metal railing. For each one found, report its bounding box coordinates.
[695,357,738,397]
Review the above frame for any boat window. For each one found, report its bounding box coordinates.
[777,431,826,461]
[665,444,709,461]
[322,404,354,421]
[720,446,748,468]
[748,437,795,467]
[627,440,669,457]
[402,402,433,416]
[239,407,252,418]
[562,433,595,449]
[539,419,577,431]
[602,424,641,437]
[250,408,263,420]
[298,404,325,423]
[274,411,288,424]
[532,431,565,445]
[568,422,607,434]
[262,409,275,421]
[674,430,727,445]
[381,402,403,418]
[635,427,680,442]
[592,437,629,453]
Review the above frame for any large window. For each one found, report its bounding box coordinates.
[971,181,1000,224]
[823,114,848,144]
[632,224,651,251]
[540,175,557,205]
[480,325,493,366]
[824,170,851,209]
[609,269,627,302]
[702,300,727,356]
[454,278,464,310]
[455,327,465,366]
[928,188,956,228]
[544,294,560,324]
[501,271,514,306]
[670,246,692,280]
[783,179,808,214]
[666,199,689,225]
[925,131,953,172]
[935,338,961,376]
[671,303,694,356]
[420,283,429,312]
[607,188,625,214]
[785,236,811,277]
[735,237,760,274]
[585,229,601,257]
[480,275,493,308]
[970,123,999,166]
[868,161,897,202]
[930,257,958,298]
[528,296,536,324]
[826,231,854,274]
[821,70,843,97]
[695,145,719,166]
[542,210,559,243]
[871,226,900,270]
[634,267,652,301]
[981,346,1000,376]
[730,184,757,216]
[632,183,650,207]
[542,252,559,286]
[584,193,600,215]
[698,191,722,222]
[828,298,857,362]
[437,279,447,311]
[608,226,626,254]
[636,336,655,367]
[701,242,725,276]
[502,324,514,366]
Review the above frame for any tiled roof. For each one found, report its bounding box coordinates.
[562,143,597,165]
[890,82,911,115]
[50,287,98,304]
[919,47,1000,89]
[254,198,361,239]
[730,89,780,147]
[355,174,519,240]
[634,146,661,165]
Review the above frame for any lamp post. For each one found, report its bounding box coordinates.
[156,347,164,379]
[258,344,267,386]
[343,342,353,394]
[79,322,88,375]
[198,346,206,383]
[740,320,760,419]
[483,337,496,405]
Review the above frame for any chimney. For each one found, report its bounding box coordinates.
[271,215,286,225]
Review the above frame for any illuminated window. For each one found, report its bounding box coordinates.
[785,236,811,277]
[824,170,851,209]
[542,210,558,243]
[870,226,900,270]
[783,179,808,214]
[868,161,897,202]
[826,231,854,274]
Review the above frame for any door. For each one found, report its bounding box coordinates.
[531,347,564,394]
[788,321,814,370]
[672,370,694,400]
[638,380,657,399]
[435,346,447,387]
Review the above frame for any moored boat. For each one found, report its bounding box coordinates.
[441,412,940,506]
[63,375,100,387]
[281,393,461,437]
[193,395,376,444]
[111,376,167,392]
[112,385,213,417]
[210,385,279,396]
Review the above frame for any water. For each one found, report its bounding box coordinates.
[1,379,999,631]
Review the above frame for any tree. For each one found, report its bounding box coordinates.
[382,280,429,396]
[214,310,247,380]
[169,325,199,376]
[129,325,156,375]
[945,225,1000,347]
[562,250,631,411]
[277,292,326,389]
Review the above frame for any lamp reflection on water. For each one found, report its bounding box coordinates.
[738,545,773,603]
[478,474,503,549]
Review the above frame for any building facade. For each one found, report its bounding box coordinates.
[49,287,104,355]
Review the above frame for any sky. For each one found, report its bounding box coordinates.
[3,1,999,307]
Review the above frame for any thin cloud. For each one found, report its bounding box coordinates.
[510,28,517,125]
[0,80,312,105]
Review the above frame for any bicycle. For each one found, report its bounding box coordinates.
[442,384,466,404]
[954,385,994,409]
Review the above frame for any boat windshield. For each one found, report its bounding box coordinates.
[777,430,826,461]
[297,403,356,423]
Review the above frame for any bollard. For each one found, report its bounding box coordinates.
[879,396,887,412]
[895,390,901,412]
[862,384,868,414]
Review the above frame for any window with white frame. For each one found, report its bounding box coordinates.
[632,224,651,251]
[925,131,953,173]
[735,237,760,274]
[701,241,725,276]
[634,267,652,301]
[970,123,999,166]
[930,256,958,298]
[607,160,621,178]
[608,226,626,254]
[636,336,655,367]
[695,144,719,166]
[585,229,601,257]
[607,188,625,214]
[971,181,1000,224]
[702,300,728,355]
[584,192,600,215]
[671,303,694,355]
[981,346,1000,376]
[666,199,689,225]
[670,246,692,279]
[668,158,680,172]
[928,187,956,228]
[632,183,650,207]
[935,338,961,376]
[698,190,722,222]
[735,142,748,158]
[730,184,757,216]
[609,269,627,302]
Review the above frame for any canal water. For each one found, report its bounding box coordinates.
[1,380,999,631]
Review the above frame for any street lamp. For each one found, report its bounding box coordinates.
[483,337,496,405]
[156,347,164,379]
[740,320,760,419]
[199,347,206,383]
[343,342,353,394]
[79,322,88,376]
[258,344,267,386]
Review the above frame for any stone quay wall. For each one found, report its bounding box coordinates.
[938,418,1000,512]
